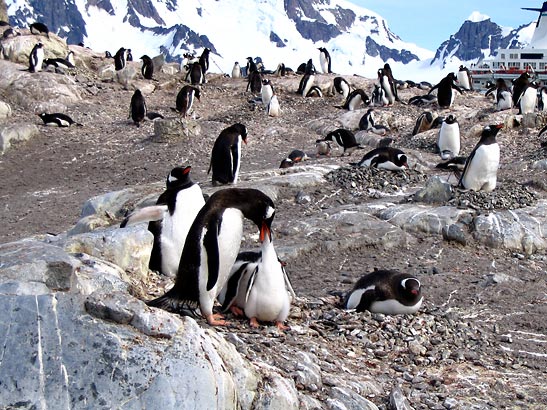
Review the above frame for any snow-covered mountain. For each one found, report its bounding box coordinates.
[3,0,535,82]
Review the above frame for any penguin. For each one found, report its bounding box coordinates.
[38,113,82,127]
[318,129,362,156]
[146,187,276,326]
[520,83,537,114]
[428,72,464,109]
[246,56,258,75]
[175,85,200,118]
[105,51,113,59]
[436,156,467,180]
[247,70,262,93]
[273,63,287,77]
[267,95,281,117]
[371,83,387,106]
[412,111,438,136]
[208,123,248,185]
[279,149,308,168]
[28,42,44,73]
[114,47,126,71]
[199,48,211,76]
[331,76,351,100]
[29,22,49,38]
[126,49,133,62]
[382,63,399,102]
[458,124,503,192]
[511,72,531,109]
[129,89,147,127]
[539,86,547,111]
[352,147,408,171]
[493,79,512,111]
[341,89,370,110]
[377,68,395,105]
[456,65,473,91]
[318,47,332,74]
[359,108,375,131]
[370,124,390,136]
[261,79,274,106]
[44,57,75,70]
[408,94,436,106]
[66,51,75,66]
[297,73,315,97]
[190,62,204,85]
[342,269,422,315]
[316,140,332,156]
[437,114,460,160]
[231,62,242,78]
[305,86,323,97]
[120,166,205,278]
[140,55,154,80]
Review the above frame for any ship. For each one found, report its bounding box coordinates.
[470,2,547,89]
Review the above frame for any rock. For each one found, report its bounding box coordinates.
[70,252,130,295]
[153,118,202,141]
[161,63,179,75]
[130,305,183,338]
[413,176,453,203]
[532,159,547,170]
[85,290,145,324]
[1,33,68,63]
[441,223,467,245]
[254,370,300,410]
[0,123,40,154]
[0,100,12,119]
[329,386,379,410]
[389,386,414,410]
[116,64,138,87]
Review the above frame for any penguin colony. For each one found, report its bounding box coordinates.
[21,25,536,330]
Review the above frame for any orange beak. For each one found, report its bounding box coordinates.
[259,221,271,242]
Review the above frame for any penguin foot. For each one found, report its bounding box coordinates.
[230,306,244,317]
[206,313,229,326]
[275,321,290,331]
[249,317,260,328]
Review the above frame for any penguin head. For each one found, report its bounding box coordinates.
[140,55,151,61]
[445,114,457,124]
[482,124,503,139]
[193,87,201,100]
[166,166,192,187]
[232,123,248,144]
[279,158,294,169]
[396,153,409,168]
[400,277,421,299]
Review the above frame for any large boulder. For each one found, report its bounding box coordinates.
[1,32,69,63]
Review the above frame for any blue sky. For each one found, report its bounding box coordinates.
[349,1,537,50]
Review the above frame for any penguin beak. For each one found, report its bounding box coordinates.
[410,289,419,295]
[495,124,504,129]
[183,166,191,175]
[259,221,272,242]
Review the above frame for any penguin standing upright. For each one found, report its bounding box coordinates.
[377,68,395,105]
[437,114,460,160]
[189,62,204,85]
[457,65,473,91]
[359,108,375,131]
[126,49,133,62]
[129,89,147,127]
[247,70,263,93]
[147,188,276,326]
[428,72,464,109]
[66,50,75,66]
[317,129,362,156]
[175,85,200,118]
[261,79,274,106]
[199,48,211,77]
[539,86,547,111]
[208,123,248,185]
[114,47,127,71]
[520,83,537,114]
[493,79,512,111]
[231,62,242,78]
[318,47,332,74]
[267,95,281,117]
[383,63,399,102]
[297,59,315,96]
[511,72,531,109]
[140,55,154,80]
[352,147,408,171]
[121,166,205,278]
[342,269,422,315]
[28,42,44,73]
[459,124,503,192]
[341,89,370,110]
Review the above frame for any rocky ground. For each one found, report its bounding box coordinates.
[1,53,547,409]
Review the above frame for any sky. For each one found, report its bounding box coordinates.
[349,1,537,50]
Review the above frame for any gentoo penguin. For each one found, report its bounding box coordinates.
[538,87,547,111]
[175,85,200,117]
[189,62,204,85]
[38,113,82,127]
[28,42,44,73]
[29,22,49,38]
[436,156,467,180]
[261,79,274,106]
[126,49,133,62]
[231,62,242,78]
[383,63,399,102]
[267,95,281,117]
[129,89,147,127]
[305,86,323,97]
[359,108,375,131]
[199,47,211,77]
[318,129,362,156]
[146,188,276,326]
[371,83,387,106]
[341,89,370,110]
[343,269,422,315]
[458,124,503,192]
[140,55,154,80]
[412,111,439,136]
[437,114,460,160]
[511,72,531,109]
[279,149,308,168]
[456,65,473,91]
[121,166,205,278]
[352,147,408,171]
[273,63,287,77]
[246,56,258,75]
[114,47,126,71]
[318,47,332,74]
[297,73,315,97]
[428,72,464,109]
[316,140,331,156]
[44,56,75,70]
[408,94,437,106]
[493,79,512,111]
[66,51,76,67]
[247,70,262,93]
[520,82,537,114]
[208,123,248,185]
[377,68,395,105]
[331,76,351,100]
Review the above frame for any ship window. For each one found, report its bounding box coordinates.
[528,62,537,69]
[500,54,505,59]
[508,62,520,68]
[510,53,519,59]
[540,62,546,70]
[521,53,543,59]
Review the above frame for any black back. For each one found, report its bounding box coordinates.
[324,129,358,150]
[140,55,154,79]
[114,47,126,71]
[190,62,203,85]
[208,123,248,184]
[130,90,146,126]
[199,48,211,74]
[355,147,407,168]
[429,72,462,108]
[30,22,49,36]
[342,89,370,109]
[512,73,531,107]
[176,85,200,115]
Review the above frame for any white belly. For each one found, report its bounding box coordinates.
[497,91,512,110]
[370,297,423,315]
[348,95,362,111]
[462,144,500,192]
[437,123,460,159]
[262,86,273,106]
[520,87,537,114]
[267,95,280,117]
[302,75,315,97]
[381,77,394,104]
[457,71,470,90]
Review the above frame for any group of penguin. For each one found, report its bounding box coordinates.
[485,71,547,114]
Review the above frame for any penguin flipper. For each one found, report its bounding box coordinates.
[220,262,248,312]
[457,151,474,188]
[244,265,259,303]
[230,144,240,181]
[120,205,167,228]
[203,220,221,291]
[146,290,200,317]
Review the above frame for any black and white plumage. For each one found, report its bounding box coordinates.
[437,114,460,160]
[458,124,503,192]
[147,188,276,326]
[28,42,44,73]
[317,129,362,156]
[359,108,375,131]
[121,166,205,278]
[456,65,473,91]
[377,68,396,105]
[38,112,82,127]
[492,79,512,111]
[44,57,75,70]
[126,49,133,62]
[436,156,467,180]
[520,83,537,114]
[342,269,422,315]
[114,47,126,71]
[315,140,332,156]
[29,22,49,38]
[341,89,370,110]
[267,95,281,117]
[175,85,200,117]
[331,76,351,100]
[199,48,211,76]
[428,72,464,109]
[538,87,547,111]
[318,47,332,74]
[129,89,147,127]
[140,55,154,80]
[208,123,248,185]
[382,63,399,102]
[412,111,440,136]
[231,62,242,78]
[247,70,262,93]
[351,147,408,171]
[305,85,323,97]
[297,73,315,97]
[408,94,437,106]
[371,83,387,106]
[261,79,274,106]
[189,62,204,85]
[512,72,531,110]
[279,149,308,168]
